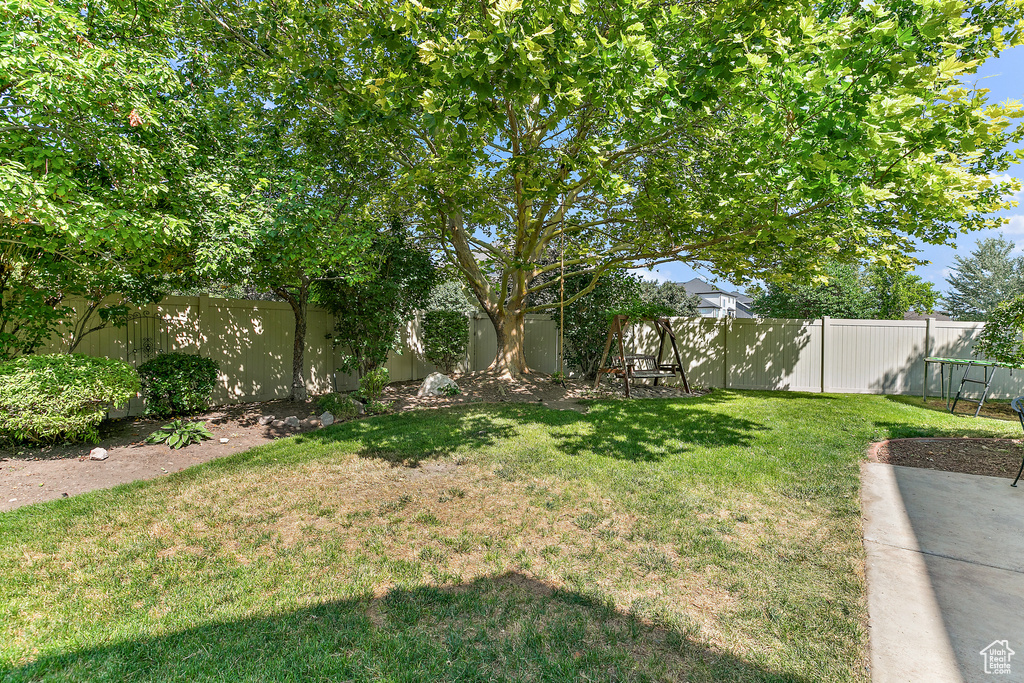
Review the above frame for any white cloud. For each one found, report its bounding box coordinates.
[630,267,671,283]
[1000,214,1024,235]
[990,173,1023,201]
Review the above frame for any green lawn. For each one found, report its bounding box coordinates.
[1,391,1019,682]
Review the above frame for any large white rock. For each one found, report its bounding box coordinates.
[284,416,300,427]
[258,415,275,426]
[320,411,334,427]
[417,372,459,397]
[89,447,109,461]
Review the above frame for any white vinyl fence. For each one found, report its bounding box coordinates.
[36,295,1024,416]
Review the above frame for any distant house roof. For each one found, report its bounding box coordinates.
[903,311,952,321]
[683,277,750,301]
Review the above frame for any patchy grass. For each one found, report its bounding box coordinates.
[1,391,1019,682]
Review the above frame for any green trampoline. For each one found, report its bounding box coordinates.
[924,357,1022,417]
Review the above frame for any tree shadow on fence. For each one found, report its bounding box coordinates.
[1,572,809,683]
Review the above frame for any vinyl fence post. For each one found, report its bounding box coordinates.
[923,317,932,401]
[720,318,728,389]
[821,316,830,393]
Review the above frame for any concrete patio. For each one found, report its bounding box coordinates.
[861,462,1024,682]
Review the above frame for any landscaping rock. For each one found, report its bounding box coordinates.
[355,402,365,415]
[284,416,300,428]
[89,448,109,461]
[320,411,334,427]
[271,420,286,428]
[258,415,275,426]
[417,372,459,397]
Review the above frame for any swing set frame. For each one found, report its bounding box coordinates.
[593,314,691,398]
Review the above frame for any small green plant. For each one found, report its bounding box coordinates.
[439,383,461,397]
[422,310,469,374]
[550,371,566,383]
[364,399,393,415]
[316,392,358,418]
[137,353,219,417]
[0,354,139,443]
[146,419,213,449]
[359,366,390,402]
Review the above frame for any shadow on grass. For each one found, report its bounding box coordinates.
[1,572,807,682]
[294,392,766,467]
[883,394,1017,423]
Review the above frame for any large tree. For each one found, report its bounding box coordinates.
[183,0,1023,376]
[943,235,1024,321]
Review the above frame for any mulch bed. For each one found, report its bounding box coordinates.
[867,438,1024,480]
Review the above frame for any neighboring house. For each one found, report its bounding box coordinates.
[680,278,754,319]
[903,311,952,321]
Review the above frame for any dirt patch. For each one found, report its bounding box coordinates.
[0,374,710,513]
[867,438,1024,480]
[0,399,321,512]
[383,372,708,413]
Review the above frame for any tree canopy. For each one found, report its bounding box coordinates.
[180,0,1024,375]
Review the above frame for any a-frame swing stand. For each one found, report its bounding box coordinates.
[593,315,690,398]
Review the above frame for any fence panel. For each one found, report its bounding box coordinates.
[33,294,1024,409]
[726,318,822,392]
[825,318,927,395]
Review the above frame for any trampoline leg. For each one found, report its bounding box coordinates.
[1013,458,1024,488]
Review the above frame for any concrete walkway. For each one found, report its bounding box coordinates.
[861,462,1024,682]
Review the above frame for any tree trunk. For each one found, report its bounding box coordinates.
[487,310,529,378]
[278,283,309,402]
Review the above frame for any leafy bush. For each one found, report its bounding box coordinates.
[137,353,219,417]
[364,399,393,415]
[0,354,139,443]
[359,366,390,402]
[317,221,437,378]
[145,419,213,449]
[975,294,1024,366]
[422,310,469,374]
[316,392,359,418]
[559,270,643,379]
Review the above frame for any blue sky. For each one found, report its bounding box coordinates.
[634,46,1024,297]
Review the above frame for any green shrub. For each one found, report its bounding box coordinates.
[137,353,219,417]
[364,399,393,415]
[316,392,359,418]
[359,366,390,402]
[0,354,139,443]
[422,310,469,374]
[975,294,1024,366]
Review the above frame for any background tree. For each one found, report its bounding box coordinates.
[750,263,871,319]
[943,236,1024,321]
[865,263,937,320]
[0,0,209,359]
[751,262,938,319]
[182,0,1024,377]
[317,222,437,378]
[639,281,701,317]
